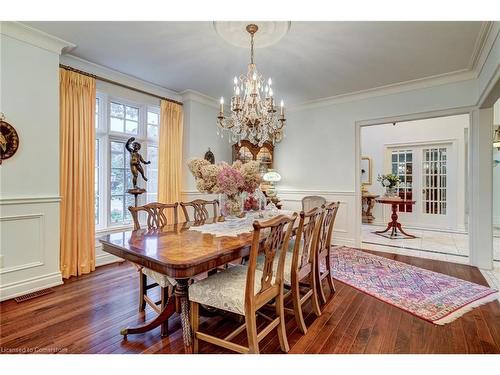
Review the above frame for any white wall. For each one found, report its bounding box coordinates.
[0,23,70,301]
[361,114,469,231]
[494,99,500,228]
[181,91,233,208]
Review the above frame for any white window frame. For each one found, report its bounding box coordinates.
[95,91,159,232]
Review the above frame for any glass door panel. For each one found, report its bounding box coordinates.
[422,147,447,216]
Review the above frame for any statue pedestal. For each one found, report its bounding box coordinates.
[127,188,146,207]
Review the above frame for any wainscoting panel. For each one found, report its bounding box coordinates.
[278,190,357,247]
[0,197,62,301]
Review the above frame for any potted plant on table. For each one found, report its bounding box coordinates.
[377,174,400,197]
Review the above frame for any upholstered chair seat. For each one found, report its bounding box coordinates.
[142,267,177,288]
[189,265,265,315]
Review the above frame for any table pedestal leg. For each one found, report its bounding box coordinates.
[366,197,376,223]
[175,279,193,353]
[120,288,176,338]
[374,203,416,239]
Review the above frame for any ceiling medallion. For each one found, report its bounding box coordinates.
[217,24,286,146]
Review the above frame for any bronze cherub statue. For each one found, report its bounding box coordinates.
[125,137,150,189]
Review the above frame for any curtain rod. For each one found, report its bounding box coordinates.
[59,64,183,106]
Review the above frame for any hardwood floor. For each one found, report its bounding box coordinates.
[1,250,499,354]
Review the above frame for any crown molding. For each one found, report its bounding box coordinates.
[290,69,477,112]
[0,21,74,55]
[468,21,492,71]
[61,54,182,102]
[180,89,219,109]
[471,21,499,77]
[289,21,497,112]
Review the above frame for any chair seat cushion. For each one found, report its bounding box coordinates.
[188,265,263,315]
[142,267,176,288]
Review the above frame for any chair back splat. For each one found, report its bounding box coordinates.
[319,202,340,254]
[294,207,324,270]
[246,213,298,311]
[129,202,179,230]
[180,199,218,222]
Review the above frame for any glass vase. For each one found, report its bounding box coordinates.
[219,193,244,220]
[242,188,266,213]
[384,187,397,197]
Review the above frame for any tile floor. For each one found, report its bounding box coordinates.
[361,224,500,291]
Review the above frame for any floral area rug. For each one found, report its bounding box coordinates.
[331,247,499,325]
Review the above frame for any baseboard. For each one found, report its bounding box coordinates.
[332,237,356,247]
[95,253,124,267]
[0,271,63,302]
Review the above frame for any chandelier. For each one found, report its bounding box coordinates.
[217,24,286,146]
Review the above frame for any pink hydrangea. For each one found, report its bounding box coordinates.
[217,164,244,196]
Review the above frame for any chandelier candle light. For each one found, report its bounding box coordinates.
[217,24,286,146]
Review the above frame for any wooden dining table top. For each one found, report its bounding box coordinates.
[99,216,290,279]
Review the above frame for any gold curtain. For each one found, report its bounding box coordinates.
[158,100,184,222]
[59,69,96,279]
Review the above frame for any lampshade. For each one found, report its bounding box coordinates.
[263,170,281,182]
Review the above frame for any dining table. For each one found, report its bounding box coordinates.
[99,211,295,353]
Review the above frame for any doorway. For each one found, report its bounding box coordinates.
[359,114,469,263]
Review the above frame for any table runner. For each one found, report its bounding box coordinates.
[189,210,295,237]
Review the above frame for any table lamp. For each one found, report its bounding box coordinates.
[263,170,281,201]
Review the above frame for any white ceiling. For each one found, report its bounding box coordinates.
[26,21,486,105]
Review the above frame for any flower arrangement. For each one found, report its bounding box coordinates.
[188,157,262,217]
[377,174,400,197]
[377,174,400,188]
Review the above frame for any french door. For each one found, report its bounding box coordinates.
[386,143,455,229]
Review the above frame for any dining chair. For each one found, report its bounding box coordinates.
[315,202,340,304]
[128,202,179,336]
[302,195,326,212]
[189,213,298,354]
[255,207,323,334]
[180,199,218,222]
[286,207,324,334]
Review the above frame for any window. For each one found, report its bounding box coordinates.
[422,147,447,215]
[95,139,100,225]
[94,94,160,230]
[391,149,413,212]
[95,98,100,128]
[110,102,139,134]
[147,109,159,140]
[110,140,134,223]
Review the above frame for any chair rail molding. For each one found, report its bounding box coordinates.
[0,196,61,205]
